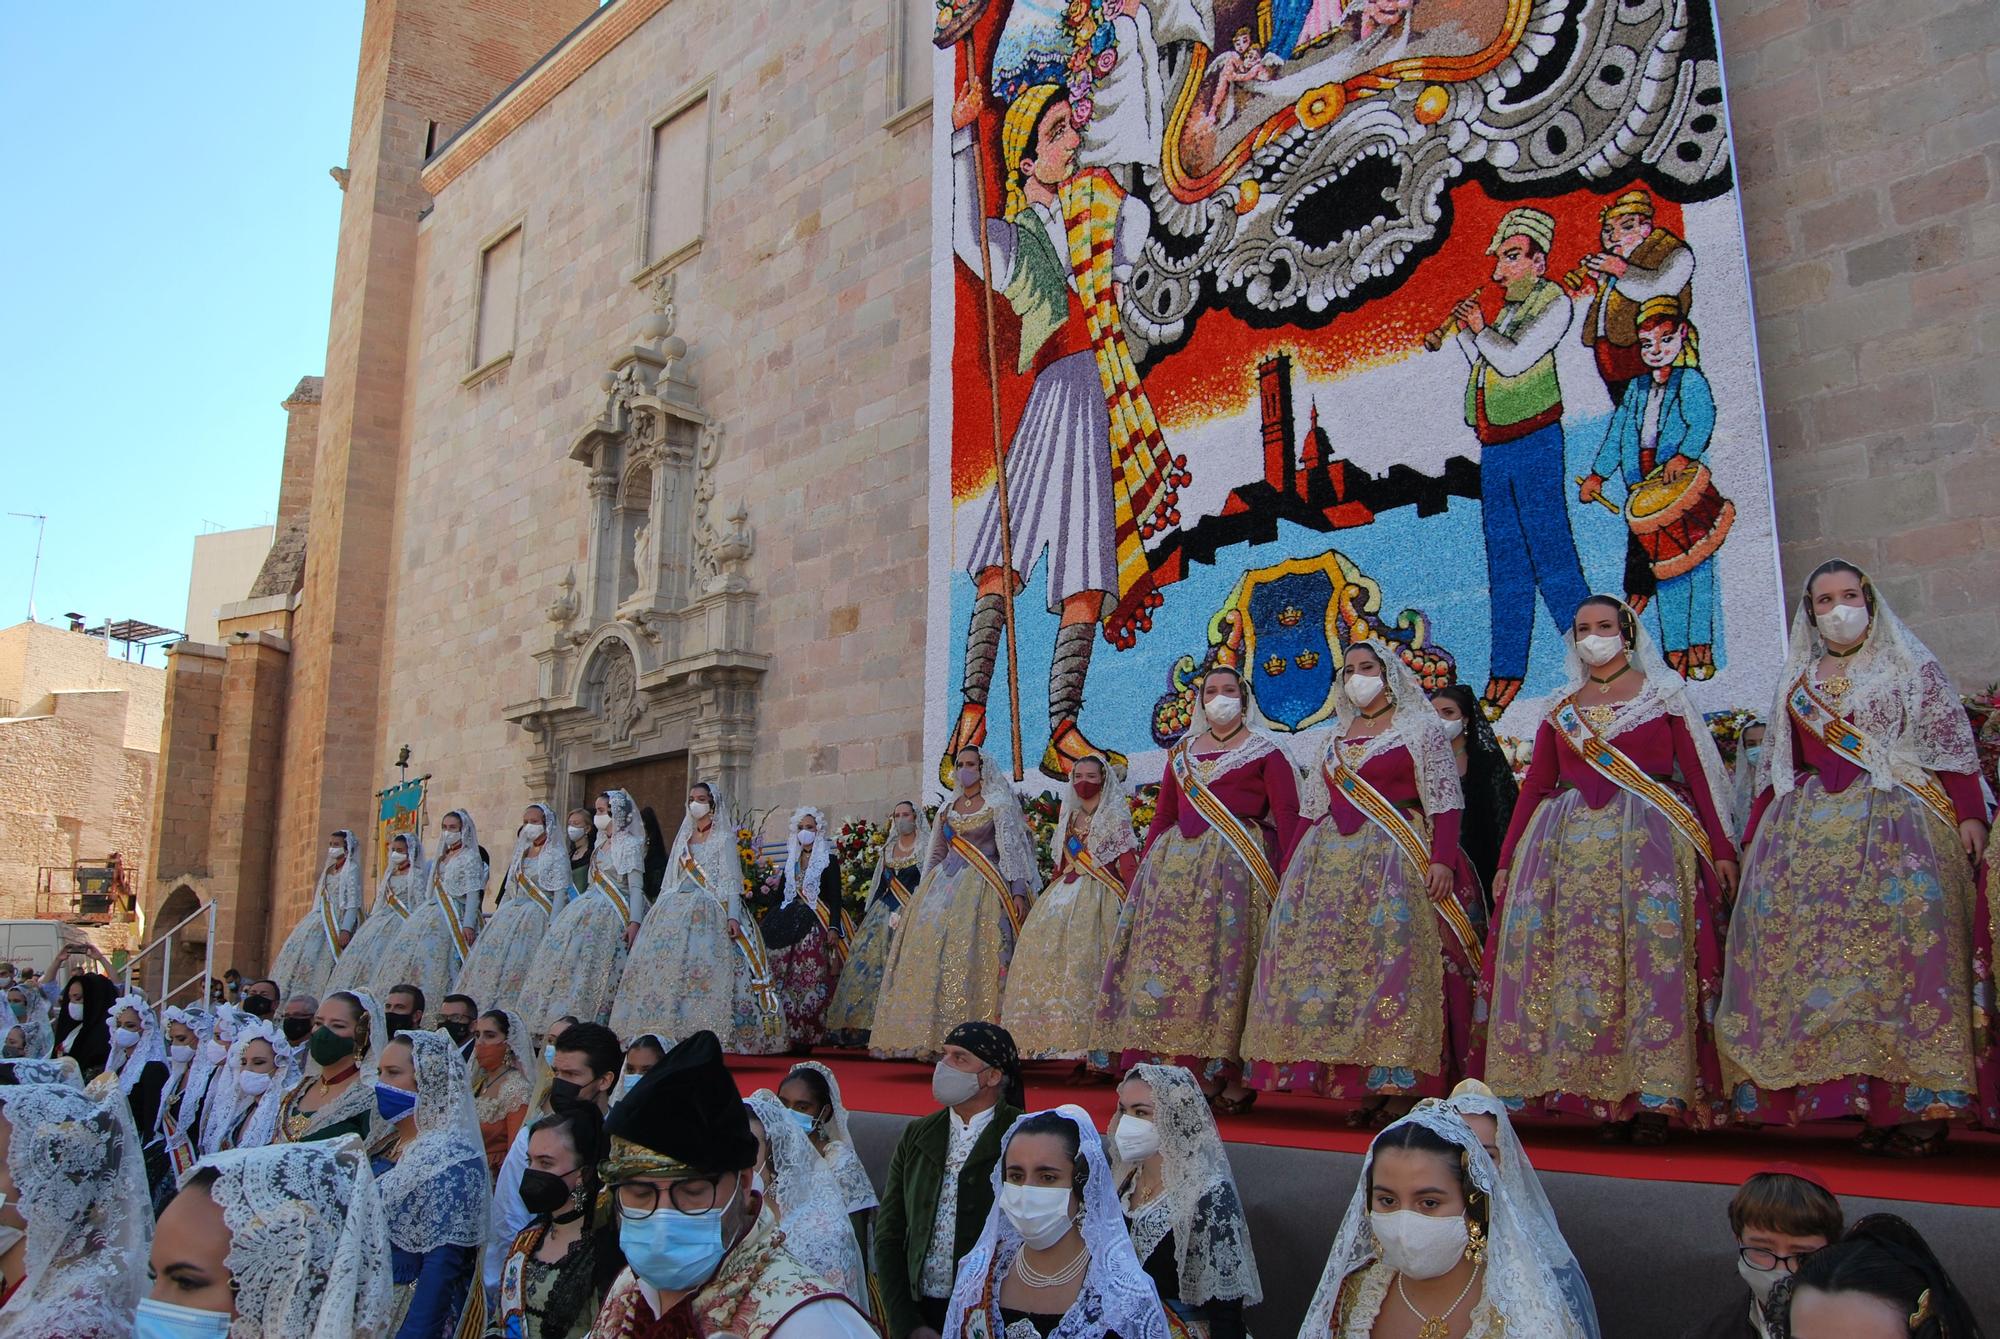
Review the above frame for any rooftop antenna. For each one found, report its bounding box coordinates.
[7,514,45,622]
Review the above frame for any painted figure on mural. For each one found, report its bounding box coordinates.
[1448,208,1590,721]
[1080,0,1169,180]
[1581,297,1732,680]
[1207,28,1280,126]
[942,73,1188,785]
[1576,188,1697,613]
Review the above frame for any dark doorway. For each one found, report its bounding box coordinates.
[582,752,691,847]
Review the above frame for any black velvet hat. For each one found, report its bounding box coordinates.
[602,1030,758,1180]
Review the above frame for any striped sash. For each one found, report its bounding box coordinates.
[1551,700,1714,868]
[1067,844,1129,903]
[1327,758,1482,970]
[1170,740,1282,910]
[950,833,1022,936]
[162,1094,198,1179]
[384,880,411,920]
[432,865,472,966]
[1787,675,1958,830]
[511,862,554,916]
[731,922,784,1038]
[318,884,344,961]
[808,895,847,969]
[589,863,632,921]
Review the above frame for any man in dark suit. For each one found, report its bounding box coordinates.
[874,1022,1027,1339]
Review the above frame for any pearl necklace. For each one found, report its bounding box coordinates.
[1396,1263,1480,1339]
[1013,1241,1089,1289]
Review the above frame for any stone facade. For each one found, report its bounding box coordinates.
[0,622,163,920]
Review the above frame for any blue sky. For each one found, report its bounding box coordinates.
[0,6,364,637]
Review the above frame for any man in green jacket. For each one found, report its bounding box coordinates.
[874,1022,1028,1339]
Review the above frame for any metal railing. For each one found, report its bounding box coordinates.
[121,898,216,1011]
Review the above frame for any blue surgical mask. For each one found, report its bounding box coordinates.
[788,1108,818,1135]
[618,1182,738,1292]
[543,1043,558,1069]
[374,1081,419,1124]
[6,1001,22,1021]
[621,1072,642,1096]
[134,1297,232,1339]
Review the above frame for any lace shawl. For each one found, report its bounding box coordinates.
[1299,1107,1588,1339]
[200,1020,298,1156]
[1114,1065,1261,1308]
[1300,646,1464,824]
[1053,764,1139,870]
[663,780,736,898]
[944,1106,1171,1339]
[1438,1087,1600,1339]
[926,753,1041,887]
[1545,611,1736,836]
[1763,564,1979,800]
[745,1089,869,1308]
[10,993,53,1062]
[197,1137,397,1338]
[375,833,425,915]
[318,830,365,934]
[870,802,932,890]
[157,1005,209,1137]
[431,809,486,923]
[0,1084,151,1339]
[783,807,836,906]
[0,1059,79,1088]
[788,1060,879,1214]
[291,988,389,1142]
[374,1028,490,1253]
[107,991,168,1100]
[507,803,573,905]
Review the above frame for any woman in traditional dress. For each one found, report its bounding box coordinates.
[1430,683,1518,902]
[610,781,784,1053]
[1718,560,1991,1155]
[777,1061,879,1259]
[872,747,1040,1059]
[0,1081,150,1337]
[370,1028,490,1338]
[151,1005,209,1189]
[1004,756,1137,1069]
[145,1139,394,1338]
[1439,1080,1601,1339]
[277,989,388,1146]
[498,1105,624,1339]
[1729,718,1766,847]
[942,1105,1170,1339]
[756,806,847,1051]
[521,790,648,1033]
[1486,597,1738,1142]
[564,808,594,896]
[1298,1107,1590,1339]
[458,804,571,1015]
[329,832,423,996]
[472,1007,538,1172]
[104,992,172,1144]
[4,986,51,1061]
[51,972,115,1080]
[826,800,928,1046]
[745,1088,871,1315]
[1243,642,1484,1117]
[270,829,365,1001]
[167,1007,240,1170]
[1108,1065,1261,1339]
[199,1020,298,1155]
[1096,666,1303,1113]
[374,809,482,1012]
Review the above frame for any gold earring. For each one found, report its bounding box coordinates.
[1465,1218,1487,1266]
[1909,1288,1932,1329]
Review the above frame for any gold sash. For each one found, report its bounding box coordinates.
[511,862,553,916]
[432,865,472,965]
[589,863,633,921]
[318,884,344,961]
[1551,700,1715,868]
[1327,758,1482,970]
[1067,844,1129,903]
[383,883,411,920]
[950,832,1023,935]
[731,921,784,1038]
[1170,740,1282,910]
[1786,676,1958,830]
[162,1098,197,1178]
[805,895,847,969]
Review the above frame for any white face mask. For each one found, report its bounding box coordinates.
[1736,1255,1783,1307]
[389,849,409,867]
[1816,602,1869,645]
[328,845,345,862]
[999,1182,1076,1250]
[593,812,613,832]
[1112,1115,1161,1163]
[687,800,712,820]
[1204,693,1243,724]
[236,1070,274,1097]
[893,815,916,836]
[1436,715,1465,741]
[1370,1210,1469,1280]
[112,1026,142,1048]
[169,1043,196,1064]
[1345,673,1384,708]
[521,823,545,842]
[931,1059,984,1108]
[443,829,463,848]
[567,824,587,842]
[1575,633,1625,667]
[203,1040,229,1065]
[66,1002,84,1021]
[797,829,817,847]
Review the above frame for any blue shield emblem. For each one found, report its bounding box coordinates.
[1235,555,1344,731]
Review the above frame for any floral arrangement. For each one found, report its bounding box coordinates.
[1704,707,1762,768]
[836,817,883,899]
[736,826,759,899]
[1495,734,1532,779]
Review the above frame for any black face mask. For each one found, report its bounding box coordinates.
[384,1011,416,1035]
[242,995,275,1018]
[548,1077,589,1115]
[440,1019,472,1044]
[519,1168,576,1218]
[281,1016,314,1043]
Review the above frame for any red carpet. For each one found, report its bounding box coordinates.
[730,1050,2000,1209]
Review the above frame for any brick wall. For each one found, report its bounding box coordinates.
[0,691,154,919]
[0,622,165,752]
[148,643,225,890]
[210,637,291,975]
[275,377,323,533]
[1720,0,2000,682]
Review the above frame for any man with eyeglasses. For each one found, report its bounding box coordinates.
[590,1030,874,1339]
[1681,1164,1842,1339]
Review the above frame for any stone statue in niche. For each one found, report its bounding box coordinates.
[631,518,653,591]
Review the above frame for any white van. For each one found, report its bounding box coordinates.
[0,920,103,978]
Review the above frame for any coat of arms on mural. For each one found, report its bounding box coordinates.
[925,0,1784,789]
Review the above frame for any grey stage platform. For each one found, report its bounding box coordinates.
[846,1112,2000,1339]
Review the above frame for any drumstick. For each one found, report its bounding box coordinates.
[1574,476,1621,514]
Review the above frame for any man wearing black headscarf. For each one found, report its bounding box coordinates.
[590,1030,873,1339]
[874,1021,1027,1339]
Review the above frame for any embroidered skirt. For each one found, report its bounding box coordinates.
[1002,871,1123,1059]
[870,854,1018,1059]
[825,896,898,1043]
[516,890,630,1033]
[452,896,554,1018]
[268,913,339,1001]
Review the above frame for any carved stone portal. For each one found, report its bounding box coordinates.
[503,299,765,812]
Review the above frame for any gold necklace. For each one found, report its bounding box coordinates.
[1396,1263,1480,1339]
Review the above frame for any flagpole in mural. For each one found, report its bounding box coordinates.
[937,0,1027,782]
